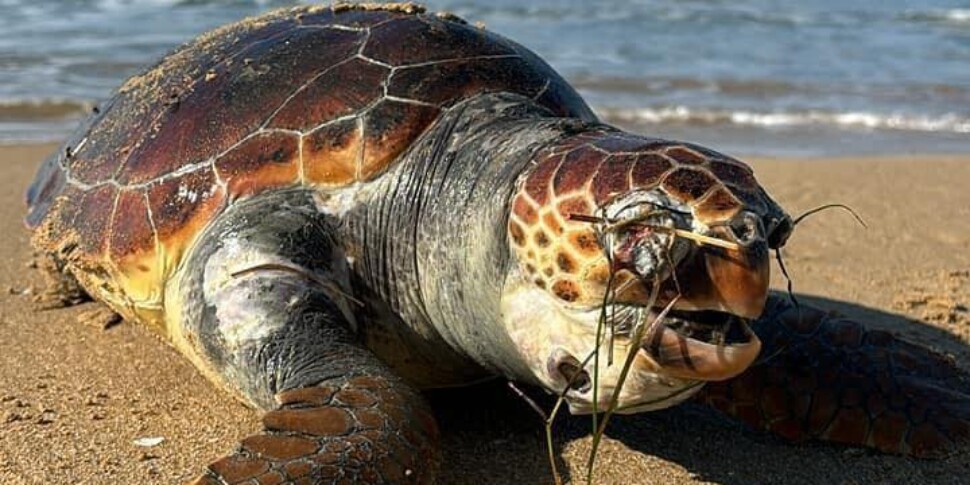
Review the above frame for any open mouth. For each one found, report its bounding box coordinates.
[614,212,767,382]
[663,309,750,346]
[639,308,761,381]
[582,192,771,383]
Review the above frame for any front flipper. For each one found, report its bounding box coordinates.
[192,373,438,484]
[695,295,970,457]
[174,192,439,483]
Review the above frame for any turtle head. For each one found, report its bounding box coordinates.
[501,131,792,413]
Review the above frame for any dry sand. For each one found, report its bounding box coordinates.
[0,143,968,484]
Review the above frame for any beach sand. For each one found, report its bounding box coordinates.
[0,143,967,484]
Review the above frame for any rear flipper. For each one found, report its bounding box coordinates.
[176,192,439,483]
[695,294,970,457]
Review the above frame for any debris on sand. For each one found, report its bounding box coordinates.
[133,436,165,447]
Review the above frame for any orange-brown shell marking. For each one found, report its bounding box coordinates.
[509,130,764,307]
[24,4,594,328]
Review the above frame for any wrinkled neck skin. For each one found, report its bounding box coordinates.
[341,93,590,384]
[334,91,772,414]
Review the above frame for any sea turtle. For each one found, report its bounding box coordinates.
[23,3,969,484]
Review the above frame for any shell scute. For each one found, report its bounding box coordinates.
[295,6,402,29]
[388,56,546,106]
[28,6,596,326]
[66,11,300,186]
[303,119,362,186]
[25,155,67,228]
[108,189,155,263]
[361,100,441,180]
[65,136,123,187]
[117,27,366,185]
[74,184,118,257]
[146,168,225,246]
[41,186,87,243]
[363,15,514,66]
[215,132,301,198]
[118,30,361,183]
[107,189,163,306]
[266,56,387,131]
[534,80,589,118]
[68,97,147,186]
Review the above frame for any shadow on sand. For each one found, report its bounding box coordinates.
[428,293,970,485]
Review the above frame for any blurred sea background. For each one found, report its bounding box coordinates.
[0,0,967,157]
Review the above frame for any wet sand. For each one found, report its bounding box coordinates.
[0,143,967,484]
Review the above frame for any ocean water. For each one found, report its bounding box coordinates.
[0,0,967,156]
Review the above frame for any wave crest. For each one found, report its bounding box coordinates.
[0,99,93,121]
[598,106,970,134]
[900,9,970,25]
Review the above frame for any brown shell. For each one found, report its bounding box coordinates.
[25,4,594,323]
[509,130,775,307]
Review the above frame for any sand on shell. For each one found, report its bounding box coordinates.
[0,143,968,484]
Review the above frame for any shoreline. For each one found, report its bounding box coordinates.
[8,124,970,159]
[1,142,968,484]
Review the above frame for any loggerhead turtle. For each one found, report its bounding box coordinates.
[24,3,969,484]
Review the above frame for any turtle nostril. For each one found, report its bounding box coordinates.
[558,360,592,393]
[549,350,592,393]
[766,215,793,249]
[728,211,764,247]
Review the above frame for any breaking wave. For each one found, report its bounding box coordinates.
[598,106,970,134]
[0,99,93,122]
[900,9,970,25]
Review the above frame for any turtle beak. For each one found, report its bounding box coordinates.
[636,228,769,382]
[639,313,761,382]
[669,226,770,319]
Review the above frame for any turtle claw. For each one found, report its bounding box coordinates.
[191,377,439,484]
[76,304,122,329]
[695,295,970,458]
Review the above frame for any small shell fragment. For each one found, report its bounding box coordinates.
[133,436,165,447]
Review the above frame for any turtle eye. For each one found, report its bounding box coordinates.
[727,211,764,246]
